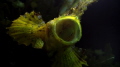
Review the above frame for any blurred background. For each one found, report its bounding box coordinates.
[0,0,119,67]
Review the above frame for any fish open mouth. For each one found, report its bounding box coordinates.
[51,16,82,45]
[56,19,76,41]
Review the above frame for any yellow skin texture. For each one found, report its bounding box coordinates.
[7,0,96,67]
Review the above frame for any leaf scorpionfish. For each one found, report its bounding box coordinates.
[6,0,97,67]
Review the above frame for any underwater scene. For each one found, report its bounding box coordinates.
[0,0,120,67]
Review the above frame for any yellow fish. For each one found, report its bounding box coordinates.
[6,0,97,67]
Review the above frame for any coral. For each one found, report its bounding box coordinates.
[8,0,24,8]
[85,43,120,67]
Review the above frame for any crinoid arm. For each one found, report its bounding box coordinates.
[6,11,46,49]
[60,0,97,17]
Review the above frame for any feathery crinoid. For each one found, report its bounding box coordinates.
[6,11,45,49]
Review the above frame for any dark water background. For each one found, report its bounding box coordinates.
[0,0,119,67]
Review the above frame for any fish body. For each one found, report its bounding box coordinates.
[6,0,97,67]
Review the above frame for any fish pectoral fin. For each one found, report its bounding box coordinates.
[52,47,88,67]
[32,38,44,49]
